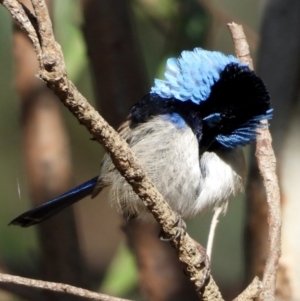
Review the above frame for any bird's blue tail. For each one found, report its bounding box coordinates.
[9,177,98,227]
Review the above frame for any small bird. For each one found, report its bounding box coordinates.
[10,48,272,228]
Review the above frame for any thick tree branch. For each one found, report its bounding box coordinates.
[0,0,220,298]
[228,22,281,301]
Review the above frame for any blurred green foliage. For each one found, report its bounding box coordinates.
[0,8,38,268]
[54,0,87,82]
[100,243,138,297]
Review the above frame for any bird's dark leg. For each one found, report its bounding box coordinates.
[159,212,187,241]
[192,238,211,290]
[159,213,211,291]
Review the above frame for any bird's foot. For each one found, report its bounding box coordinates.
[192,239,211,290]
[159,213,186,241]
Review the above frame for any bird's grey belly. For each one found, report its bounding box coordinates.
[93,116,201,220]
[94,115,244,220]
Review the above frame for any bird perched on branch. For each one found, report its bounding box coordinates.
[10,48,272,228]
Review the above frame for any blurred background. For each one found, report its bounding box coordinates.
[0,0,299,300]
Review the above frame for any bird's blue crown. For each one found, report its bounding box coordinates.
[151,48,242,104]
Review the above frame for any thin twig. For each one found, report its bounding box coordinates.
[0,273,131,301]
[0,259,42,301]
[256,126,281,301]
[227,22,281,301]
[227,23,253,69]
[2,0,42,59]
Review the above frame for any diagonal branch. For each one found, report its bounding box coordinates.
[1,0,220,298]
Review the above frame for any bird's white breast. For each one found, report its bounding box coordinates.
[94,115,245,220]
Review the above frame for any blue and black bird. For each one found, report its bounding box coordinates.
[10,48,272,227]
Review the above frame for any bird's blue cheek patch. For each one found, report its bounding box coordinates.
[164,113,187,129]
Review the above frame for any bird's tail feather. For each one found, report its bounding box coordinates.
[9,177,98,227]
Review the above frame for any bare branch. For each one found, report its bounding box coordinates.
[0,0,223,298]
[2,0,42,59]
[256,125,281,301]
[0,273,131,301]
[227,23,253,69]
[0,259,42,301]
[227,22,281,301]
